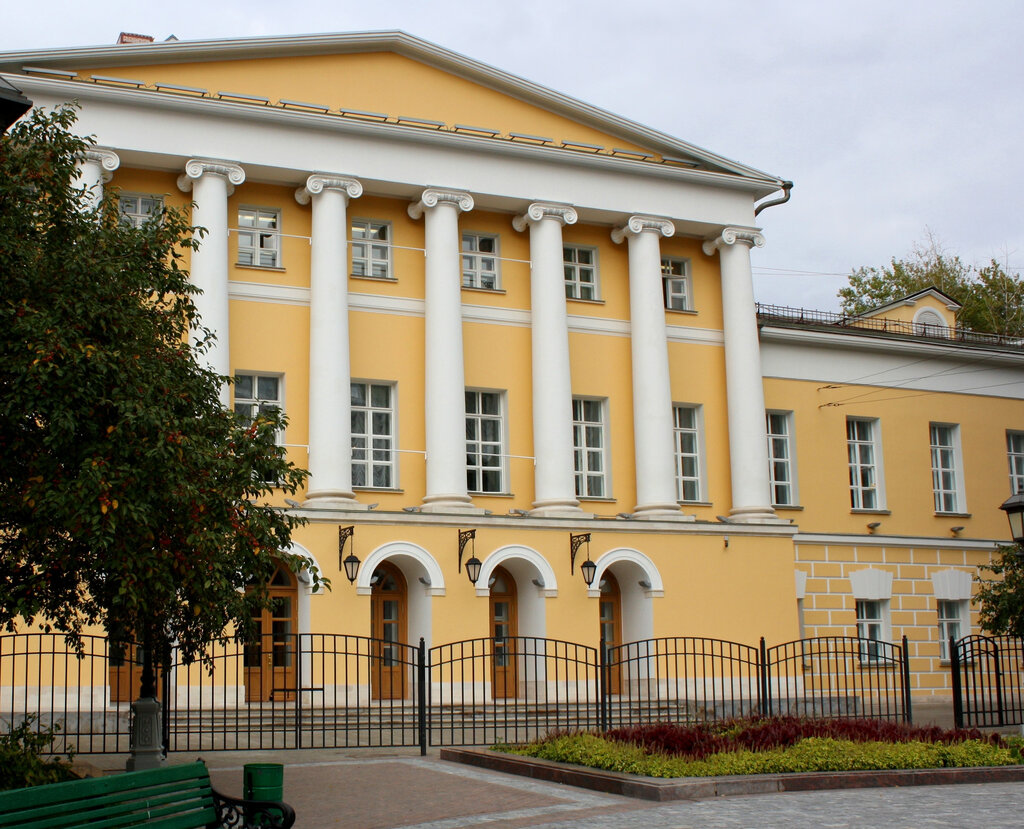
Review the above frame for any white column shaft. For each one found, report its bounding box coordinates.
[75,149,119,212]
[518,206,582,516]
[304,182,359,505]
[410,190,477,511]
[713,231,776,522]
[622,226,682,517]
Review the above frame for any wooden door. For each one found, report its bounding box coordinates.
[244,563,298,703]
[370,561,408,700]
[599,571,622,694]
[490,566,518,699]
[108,641,161,703]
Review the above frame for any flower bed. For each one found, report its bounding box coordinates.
[495,717,1021,779]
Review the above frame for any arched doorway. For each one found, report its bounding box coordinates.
[244,562,298,703]
[490,566,518,699]
[370,561,408,700]
[599,571,622,694]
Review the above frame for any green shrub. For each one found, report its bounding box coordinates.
[499,732,1016,779]
[0,717,77,791]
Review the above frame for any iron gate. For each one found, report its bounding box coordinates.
[952,634,1024,728]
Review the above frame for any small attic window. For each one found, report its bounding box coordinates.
[913,308,949,337]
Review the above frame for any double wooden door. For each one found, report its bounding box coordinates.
[599,571,622,694]
[490,567,518,699]
[370,561,408,699]
[244,563,298,703]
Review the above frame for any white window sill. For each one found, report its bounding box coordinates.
[665,307,697,315]
[350,274,397,282]
[566,296,605,305]
[236,263,285,273]
[462,286,506,295]
[353,486,404,494]
[469,491,514,498]
[851,508,892,515]
[935,511,972,518]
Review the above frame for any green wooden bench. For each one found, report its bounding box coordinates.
[0,761,295,828]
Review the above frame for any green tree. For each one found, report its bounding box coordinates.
[0,105,325,667]
[974,547,1024,638]
[838,233,1024,337]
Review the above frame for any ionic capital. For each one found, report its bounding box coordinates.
[512,202,578,232]
[295,174,363,205]
[611,215,675,244]
[78,148,120,182]
[176,159,246,196]
[702,226,766,256]
[407,187,474,220]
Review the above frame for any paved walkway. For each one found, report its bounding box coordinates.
[133,747,1023,829]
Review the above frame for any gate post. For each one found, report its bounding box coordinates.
[295,634,303,749]
[758,637,769,717]
[161,639,171,757]
[950,637,964,729]
[417,638,427,756]
[900,635,913,724]
[994,641,1005,728]
[598,639,608,732]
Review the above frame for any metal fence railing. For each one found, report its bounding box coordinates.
[1,632,920,754]
[952,635,1024,729]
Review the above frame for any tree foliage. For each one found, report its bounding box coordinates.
[838,233,1024,337]
[0,106,324,664]
[974,546,1024,638]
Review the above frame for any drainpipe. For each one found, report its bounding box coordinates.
[754,181,794,217]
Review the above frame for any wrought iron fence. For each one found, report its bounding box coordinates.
[952,635,1024,728]
[3,632,917,754]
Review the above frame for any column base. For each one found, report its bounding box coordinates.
[420,494,487,514]
[127,696,164,772]
[632,504,696,521]
[302,491,370,510]
[529,499,590,518]
[726,506,791,525]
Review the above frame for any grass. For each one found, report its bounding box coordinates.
[494,717,1022,779]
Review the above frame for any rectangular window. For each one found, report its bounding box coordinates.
[856,599,888,663]
[661,257,693,311]
[465,390,505,493]
[351,382,396,489]
[119,194,163,228]
[930,423,963,513]
[351,219,392,279]
[563,245,599,300]
[461,233,500,289]
[1007,431,1024,494]
[673,405,704,502]
[234,373,283,444]
[938,599,968,662]
[847,418,882,510]
[767,411,796,506]
[573,397,607,497]
[237,207,280,268]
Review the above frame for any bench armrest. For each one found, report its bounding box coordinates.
[211,787,296,829]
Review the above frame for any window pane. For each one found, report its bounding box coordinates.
[257,376,279,400]
[234,375,253,399]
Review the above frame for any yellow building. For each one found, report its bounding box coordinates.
[2,31,1022,714]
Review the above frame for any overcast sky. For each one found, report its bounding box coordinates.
[4,0,1022,311]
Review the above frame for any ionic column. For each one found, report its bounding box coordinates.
[702,227,778,522]
[75,149,120,211]
[408,188,480,512]
[612,216,687,520]
[177,159,245,405]
[513,203,584,517]
[296,174,364,508]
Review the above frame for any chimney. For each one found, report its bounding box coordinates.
[117,32,155,45]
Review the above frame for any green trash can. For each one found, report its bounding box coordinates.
[244,763,284,823]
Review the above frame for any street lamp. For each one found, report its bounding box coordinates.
[1000,492,1024,544]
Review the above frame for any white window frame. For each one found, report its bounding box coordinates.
[930,423,965,514]
[118,193,163,228]
[661,257,693,311]
[350,381,397,490]
[1007,431,1024,495]
[937,599,969,662]
[351,218,393,279]
[237,207,281,268]
[766,410,797,507]
[673,404,705,503]
[855,599,891,664]
[563,244,599,301]
[572,397,609,498]
[461,232,501,290]
[233,372,284,444]
[465,389,506,494]
[847,417,884,510]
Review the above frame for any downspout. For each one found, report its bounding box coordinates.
[754,181,793,217]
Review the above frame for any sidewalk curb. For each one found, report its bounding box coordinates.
[439,748,1024,802]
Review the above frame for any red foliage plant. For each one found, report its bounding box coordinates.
[604,717,1002,761]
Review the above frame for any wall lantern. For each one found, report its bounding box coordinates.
[458,529,481,584]
[580,557,598,587]
[569,532,596,585]
[1000,492,1024,545]
[338,526,360,584]
[465,555,483,585]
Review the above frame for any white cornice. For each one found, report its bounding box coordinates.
[8,74,777,199]
[227,281,726,347]
[794,532,1001,551]
[0,32,785,188]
